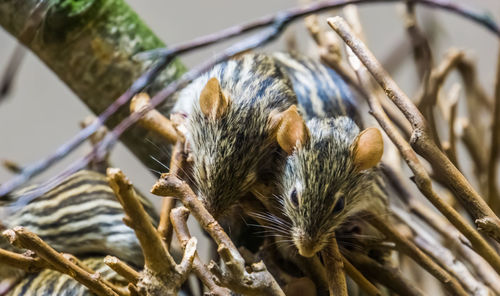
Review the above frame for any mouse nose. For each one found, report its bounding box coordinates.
[294,233,321,257]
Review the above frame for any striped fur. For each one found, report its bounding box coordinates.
[5,257,126,296]
[2,170,158,267]
[270,53,388,257]
[173,53,297,217]
[272,52,360,124]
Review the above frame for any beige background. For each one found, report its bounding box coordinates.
[0,1,499,294]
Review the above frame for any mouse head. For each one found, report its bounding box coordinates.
[278,115,383,257]
[188,77,296,218]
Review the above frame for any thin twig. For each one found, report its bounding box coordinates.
[369,215,468,296]
[488,49,500,213]
[129,93,178,144]
[381,163,500,294]
[0,247,48,273]
[152,174,285,296]
[106,168,196,295]
[104,256,140,285]
[170,207,231,296]
[107,168,175,273]
[336,15,500,274]
[322,238,347,296]
[393,207,491,296]
[341,256,381,296]
[328,16,500,242]
[3,227,119,296]
[345,251,425,296]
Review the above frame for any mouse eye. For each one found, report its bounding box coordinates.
[290,188,299,207]
[333,195,345,214]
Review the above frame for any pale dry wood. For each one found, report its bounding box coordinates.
[0,247,48,273]
[328,15,500,242]
[107,168,196,295]
[151,174,285,296]
[369,215,468,296]
[3,227,119,296]
[345,251,424,296]
[129,93,178,144]
[382,163,500,295]
[393,207,491,296]
[488,49,500,213]
[104,256,140,285]
[322,238,347,296]
[342,256,381,296]
[336,15,500,276]
[170,207,231,296]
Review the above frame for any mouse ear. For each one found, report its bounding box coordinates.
[351,127,383,171]
[199,77,230,119]
[271,105,310,155]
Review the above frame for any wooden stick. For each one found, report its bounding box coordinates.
[151,174,285,296]
[170,207,231,296]
[369,215,468,296]
[322,238,347,296]
[3,227,119,296]
[328,15,500,242]
[342,256,381,296]
[104,256,140,285]
[345,251,424,296]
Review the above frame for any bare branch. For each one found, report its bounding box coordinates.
[369,215,468,295]
[322,238,347,296]
[488,49,500,213]
[170,207,231,296]
[327,15,500,242]
[104,256,140,285]
[152,174,285,296]
[342,256,381,296]
[129,93,178,144]
[345,251,425,296]
[3,227,119,296]
[0,247,48,273]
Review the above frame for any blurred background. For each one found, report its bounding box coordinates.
[0,1,499,294]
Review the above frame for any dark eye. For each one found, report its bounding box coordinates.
[290,188,299,207]
[333,196,345,214]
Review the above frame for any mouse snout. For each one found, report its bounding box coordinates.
[293,231,322,258]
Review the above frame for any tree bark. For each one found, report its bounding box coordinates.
[0,0,185,172]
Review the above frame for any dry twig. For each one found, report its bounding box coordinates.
[488,50,500,213]
[341,256,381,296]
[170,207,231,296]
[334,15,500,275]
[151,173,285,296]
[368,215,468,296]
[345,251,424,296]
[327,15,500,242]
[107,168,196,295]
[322,238,347,296]
[393,207,490,296]
[2,227,120,296]
[104,256,140,285]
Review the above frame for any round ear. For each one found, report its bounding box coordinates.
[199,77,230,119]
[351,127,383,171]
[270,105,310,155]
